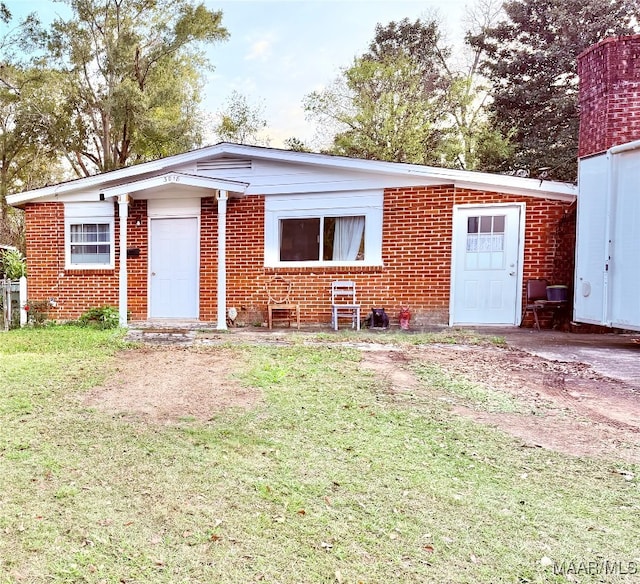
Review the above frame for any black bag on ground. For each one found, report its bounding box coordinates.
[368,307,388,328]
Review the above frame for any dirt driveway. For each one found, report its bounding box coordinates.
[85,331,640,464]
[362,342,640,464]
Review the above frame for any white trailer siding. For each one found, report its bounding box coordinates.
[575,143,640,330]
[575,154,609,325]
[609,149,640,328]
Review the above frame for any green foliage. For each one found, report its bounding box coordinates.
[0,2,9,23]
[304,15,512,171]
[283,137,310,152]
[78,305,120,329]
[471,0,640,181]
[305,17,455,165]
[213,90,269,145]
[0,43,64,247]
[0,248,25,279]
[38,0,229,176]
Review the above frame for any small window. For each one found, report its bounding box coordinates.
[279,216,365,262]
[69,223,112,265]
[64,202,115,269]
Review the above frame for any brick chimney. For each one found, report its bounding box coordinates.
[578,35,640,158]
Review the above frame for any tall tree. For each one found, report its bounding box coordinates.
[0,65,66,249]
[471,0,640,181]
[213,90,269,146]
[0,5,63,248]
[304,17,455,165]
[42,0,228,176]
[304,14,511,169]
[440,0,512,171]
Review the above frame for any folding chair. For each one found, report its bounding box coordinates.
[521,278,568,330]
[331,280,360,330]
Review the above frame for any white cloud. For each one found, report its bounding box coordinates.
[245,35,275,61]
[202,0,470,148]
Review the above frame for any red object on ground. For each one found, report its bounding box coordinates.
[399,307,410,330]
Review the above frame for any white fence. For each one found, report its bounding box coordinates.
[1,276,27,331]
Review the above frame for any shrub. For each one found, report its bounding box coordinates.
[78,305,120,329]
[0,249,26,280]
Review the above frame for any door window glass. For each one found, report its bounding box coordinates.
[466,215,506,269]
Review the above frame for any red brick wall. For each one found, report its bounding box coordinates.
[578,35,640,157]
[24,200,148,321]
[218,187,573,327]
[24,188,573,326]
[199,197,218,321]
[126,200,149,319]
[24,202,117,319]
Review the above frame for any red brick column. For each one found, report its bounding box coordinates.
[578,35,640,157]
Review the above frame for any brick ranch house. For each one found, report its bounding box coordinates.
[7,143,577,329]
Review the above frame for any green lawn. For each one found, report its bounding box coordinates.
[0,327,638,583]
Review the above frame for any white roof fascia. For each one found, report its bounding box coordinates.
[216,143,577,199]
[450,179,576,202]
[609,139,640,155]
[7,141,577,205]
[247,177,576,201]
[6,145,239,205]
[100,172,248,198]
[189,143,577,201]
[244,177,446,196]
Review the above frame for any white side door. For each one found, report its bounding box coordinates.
[609,149,640,329]
[574,154,609,325]
[149,217,199,319]
[451,205,523,325]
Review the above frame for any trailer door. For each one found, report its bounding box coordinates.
[574,154,609,325]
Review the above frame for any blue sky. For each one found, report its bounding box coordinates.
[5,0,471,147]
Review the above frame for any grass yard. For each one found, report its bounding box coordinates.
[0,327,638,583]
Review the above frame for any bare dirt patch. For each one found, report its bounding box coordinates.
[85,336,640,462]
[361,344,640,463]
[83,347,260,423]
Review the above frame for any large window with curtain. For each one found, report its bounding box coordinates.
[279,216,365,262]
[264,191,383,267]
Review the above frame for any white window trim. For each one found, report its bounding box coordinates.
[64,202,116,270]
[264,191,384,267]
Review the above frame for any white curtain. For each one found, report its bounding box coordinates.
[333,216,365,261]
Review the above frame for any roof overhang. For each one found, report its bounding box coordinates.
[6,142,577,206]
[100,172,248,199]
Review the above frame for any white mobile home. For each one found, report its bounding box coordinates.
[575,141,640,330]
[574,35,640,331]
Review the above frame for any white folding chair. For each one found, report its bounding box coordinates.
[331,280,360,330]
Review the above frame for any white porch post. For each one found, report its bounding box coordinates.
[19,276,27,327]
[118,195,130,327]
[216,189,228,330]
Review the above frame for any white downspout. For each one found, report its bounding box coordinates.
[118,195,130,327]
[216,190,228,330]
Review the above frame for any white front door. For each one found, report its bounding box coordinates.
[451,205,522,325]
[149,217,199,319]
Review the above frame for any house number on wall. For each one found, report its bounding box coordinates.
[163,175,180,183]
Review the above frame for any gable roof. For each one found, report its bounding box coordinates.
[6,142,577,206]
